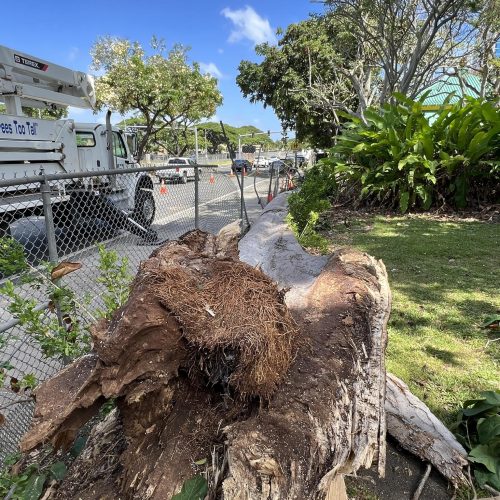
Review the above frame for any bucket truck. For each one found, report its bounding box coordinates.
[0,45,156,239]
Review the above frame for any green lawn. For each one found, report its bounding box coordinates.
[328,214,499,425]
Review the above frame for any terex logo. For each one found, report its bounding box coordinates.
[14,54,48,71]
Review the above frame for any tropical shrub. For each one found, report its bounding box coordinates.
[325,95,500,212]
[452,391,500,491]
[287,162,336,234]
[0,236,27,278]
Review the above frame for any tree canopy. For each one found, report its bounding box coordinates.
[236,15,357,148]
[198,122,276,154]
[91,37,223,159]
[237,0,499,145]
[117,119,277,156]
[324,0,499,112]
[0,104,67,120]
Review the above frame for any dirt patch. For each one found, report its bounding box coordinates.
[323,203,500,232]
[346,436,452,499]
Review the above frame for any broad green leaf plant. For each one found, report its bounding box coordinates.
[452,391,500,491]
[325,95,500,212]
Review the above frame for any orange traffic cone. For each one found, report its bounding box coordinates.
[159,179,168,195]
[209,173,215,184]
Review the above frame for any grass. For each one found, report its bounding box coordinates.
[326,213,499,425]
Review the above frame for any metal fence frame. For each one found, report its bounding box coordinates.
[0,160,294,462]
[0,163,255,462]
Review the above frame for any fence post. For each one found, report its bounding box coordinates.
[194,166,200,230]
[240,164,245,224]
[40,177,58,266]
[40,176,63,327]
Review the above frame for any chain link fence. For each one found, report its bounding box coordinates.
[0,164,246,462]
[0,161,297,463]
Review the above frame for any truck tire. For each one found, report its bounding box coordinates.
[133,189,156,228]
[0,219,11,239]
[52,201,74,228]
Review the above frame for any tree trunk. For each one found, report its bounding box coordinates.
[21,197,391,499]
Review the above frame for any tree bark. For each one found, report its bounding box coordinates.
[385,372,468,487]
[21,196,390,499]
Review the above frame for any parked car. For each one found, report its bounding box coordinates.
[231,159,253,173]
[254,156,269,168]
[158,157,201,184]
[295,155,307,167]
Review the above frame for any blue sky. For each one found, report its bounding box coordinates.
[2,1,323,132]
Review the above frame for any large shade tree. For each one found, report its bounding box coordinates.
[324,0,498,110]
[91,37,223,159]
[237,16,359,148]
[237,0,499,143]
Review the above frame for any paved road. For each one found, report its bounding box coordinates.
[6,167,270,264]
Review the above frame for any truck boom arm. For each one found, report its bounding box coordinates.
[0,45,96,113]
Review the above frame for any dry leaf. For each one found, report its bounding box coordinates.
[51,261,82,281]
[0,412,5,426]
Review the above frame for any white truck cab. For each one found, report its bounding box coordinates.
[0,45,156,238]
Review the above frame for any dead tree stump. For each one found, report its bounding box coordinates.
[20,197,391,499]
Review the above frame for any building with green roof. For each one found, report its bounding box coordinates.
[419,72,484,121]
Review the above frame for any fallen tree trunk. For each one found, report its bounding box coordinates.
[224,196,391,498]
[385,372,468,486]
[20,195,391,499]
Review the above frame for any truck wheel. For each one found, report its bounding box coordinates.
[133,189,156,227]
[52,201,75,228]
[0,219,11,239]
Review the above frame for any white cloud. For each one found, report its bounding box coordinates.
[221,6,277,46]
[199,62,223,79]
[217,48,224,54]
